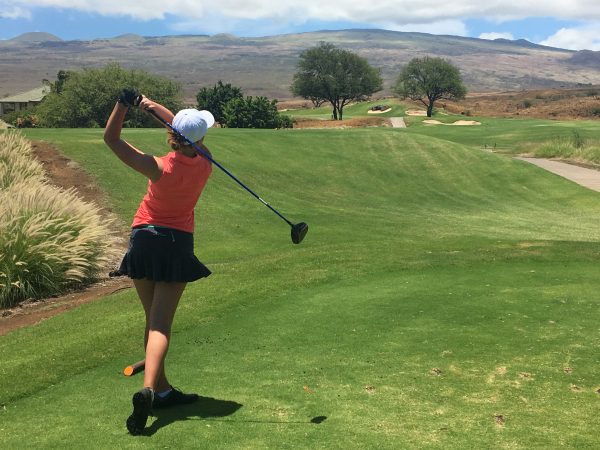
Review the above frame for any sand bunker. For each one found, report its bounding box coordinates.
[453,120,481,125]
[406,110,428,116]
[368,108,392,114]
[423,119,481,126]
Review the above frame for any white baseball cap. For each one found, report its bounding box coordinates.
[172,109,215,143]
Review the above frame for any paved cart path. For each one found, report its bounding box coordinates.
[389,117,406,128]
[516,157,600,193]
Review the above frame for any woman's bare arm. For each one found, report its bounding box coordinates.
[138,96,175,125]
[103,101,163,181]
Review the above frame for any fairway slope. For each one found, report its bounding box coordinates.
[2,128,599,448]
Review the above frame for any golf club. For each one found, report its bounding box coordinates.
[132,95,308,244]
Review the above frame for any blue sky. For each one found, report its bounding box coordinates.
[2,1,600,50]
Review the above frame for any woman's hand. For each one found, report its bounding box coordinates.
[138,95,156,112]
[138,96,175,125]
[118,88,141,107]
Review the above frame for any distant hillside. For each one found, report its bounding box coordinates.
[9,32,62,43]
[569,50,600,68]
[111,33,146,43]
[1,29,600,101]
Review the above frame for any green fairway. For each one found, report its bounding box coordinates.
[287,99,407,120]
[404,113,600,151]
[1,124,600,448]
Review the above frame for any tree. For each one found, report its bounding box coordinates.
[35,64,182,127]
[196,81,243,126]
[394,56,467,117]
[51,70,73,94]
[291,42,383,120]
[222,96,292,129]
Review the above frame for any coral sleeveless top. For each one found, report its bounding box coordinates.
[132,151,212,233]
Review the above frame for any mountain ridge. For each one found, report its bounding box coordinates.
[1,29,599,100]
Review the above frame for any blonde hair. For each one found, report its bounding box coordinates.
[167,130,212,160]
[167,130,191,151]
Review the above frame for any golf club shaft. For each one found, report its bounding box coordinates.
[146,109,294,228]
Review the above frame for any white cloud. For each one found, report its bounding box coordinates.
[479,32,514,41]
[0,6,31,19]
[387,20,468,36]
[4,0,600,50]
[5,1,600,25]
[540,25,600,50]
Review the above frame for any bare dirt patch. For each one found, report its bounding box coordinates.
[0,141,131,336]
[292,116,390,129]
[31,141,119,214]
[0,278,131,336]
[494,414,506,427]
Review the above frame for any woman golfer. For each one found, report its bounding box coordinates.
[104,92,214,435]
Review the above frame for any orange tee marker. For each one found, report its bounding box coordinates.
[123,360,145,376]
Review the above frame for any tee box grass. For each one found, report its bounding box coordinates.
[1,122,600,448]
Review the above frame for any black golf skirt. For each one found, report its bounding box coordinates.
[118,225,211,282]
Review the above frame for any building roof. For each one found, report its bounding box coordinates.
[0,86,50,103]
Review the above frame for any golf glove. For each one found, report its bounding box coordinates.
[118,88,141,107]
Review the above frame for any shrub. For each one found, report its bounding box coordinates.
[196,81,243,126]
[276,114,294,129]
[222,96,292,128]
[2,109,39,128]
[35,63,182,128]
[0,133,120,308]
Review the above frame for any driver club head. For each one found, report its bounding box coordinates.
[291,222,309,244]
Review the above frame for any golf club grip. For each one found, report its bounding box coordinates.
[145,109,295,227]
[123,360,145,376]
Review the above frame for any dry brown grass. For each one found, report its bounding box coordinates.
[444,87,600,120]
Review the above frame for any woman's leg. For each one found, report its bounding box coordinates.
[142,281,187,391]
[133,279,186,391]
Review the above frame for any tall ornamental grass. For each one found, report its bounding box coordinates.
[521,130,600,164]
[0,131,46,188]
[0,132,120,308]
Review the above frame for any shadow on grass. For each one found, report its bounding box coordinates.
[145,395,243,436]
[144,396,327,435]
